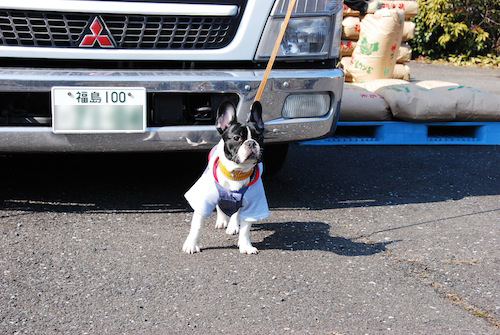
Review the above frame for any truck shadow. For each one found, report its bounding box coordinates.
[0,152,205,214]
[0,144,498,214]
[264,144,500,211]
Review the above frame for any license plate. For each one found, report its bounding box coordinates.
[51,87,146,134]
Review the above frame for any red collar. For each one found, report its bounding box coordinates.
[213,156,260,187]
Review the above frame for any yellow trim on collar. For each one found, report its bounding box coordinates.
[218,161,254,181]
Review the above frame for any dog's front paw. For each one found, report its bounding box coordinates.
[215,216,228,229]
[226,221,239,235]
[239,244,259,255]
[238,239,258,254]
[182,239,201,254]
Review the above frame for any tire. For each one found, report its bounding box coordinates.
[263,143,289,176]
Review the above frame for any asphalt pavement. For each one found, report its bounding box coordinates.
[409,61,500,95]
[1,61,499,334]
[1,144,499,334]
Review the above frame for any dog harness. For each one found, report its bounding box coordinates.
[213,156,260,217]
[184,141,269,222]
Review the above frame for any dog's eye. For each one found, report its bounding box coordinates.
[233,135,241,141]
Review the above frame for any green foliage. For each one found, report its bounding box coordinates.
[448,54,500,67]
[421,54,500,68]
[410,0,499,62]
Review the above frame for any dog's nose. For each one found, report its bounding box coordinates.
[246,141,256,148]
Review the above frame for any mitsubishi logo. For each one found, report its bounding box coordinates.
[79,17,115,48]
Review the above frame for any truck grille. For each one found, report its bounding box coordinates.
[0,10,243,49]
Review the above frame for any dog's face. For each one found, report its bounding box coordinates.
[216,101,264,165]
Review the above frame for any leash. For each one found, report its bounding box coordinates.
[253,0,297,103]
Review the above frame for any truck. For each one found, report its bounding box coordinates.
[0,0,344,173]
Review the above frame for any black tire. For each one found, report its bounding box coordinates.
[263,143,289,176]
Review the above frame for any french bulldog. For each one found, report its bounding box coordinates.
[183,101,269,254]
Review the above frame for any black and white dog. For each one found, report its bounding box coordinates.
[183,101,269,254]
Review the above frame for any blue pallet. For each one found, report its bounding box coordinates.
[303,122,500,146]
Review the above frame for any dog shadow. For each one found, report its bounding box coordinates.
[253,221,396,256]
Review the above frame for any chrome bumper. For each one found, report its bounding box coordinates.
[0,67,344,152]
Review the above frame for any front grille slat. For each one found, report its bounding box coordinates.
[0,9,241,50]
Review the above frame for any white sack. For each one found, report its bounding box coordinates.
[342,17,361,40]
[402,21,416,41]
[376,1,419,18]
[392,64,411,81]
[344,1,418,18]
[340,40,357,56]
[342,17,415,42]
[414,80,459,90]
[348,9,405,82]
[359,79,409,92]
[340,56,354,82]
[342,40,412,62]
[397,43,412,62]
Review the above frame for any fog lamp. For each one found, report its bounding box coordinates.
[282,93,331,118]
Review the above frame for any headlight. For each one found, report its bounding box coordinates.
[255,0,343,60]
[329,9,343,58]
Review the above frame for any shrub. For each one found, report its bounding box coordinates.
[410,0,499,60]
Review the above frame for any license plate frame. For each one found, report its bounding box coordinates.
[51,87,147,134]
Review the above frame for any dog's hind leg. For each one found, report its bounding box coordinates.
[182,212,205,254]
[215,205,229,229]
[238,221,258,254]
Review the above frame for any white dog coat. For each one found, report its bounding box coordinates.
[184,141,269,222]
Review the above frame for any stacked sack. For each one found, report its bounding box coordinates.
[340,79,500,122]
[340,0,417,82]
[353,79,500,121]
[338,2,500,122]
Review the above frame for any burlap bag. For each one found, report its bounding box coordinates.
[342,41,412,62]
[397,43,412,62]
[447,87,500,121]
[340,40,357,56]
[340,84,392,121]
[348,9,405,83]
[414,80,459,90]
[392,64,410,81]
[341,58,409,82]
[342,17,361,40]
[377,1,419,18]
[362,80,457,121]
[360,79,408,92]
[344,1,418,18]
[415,81,500,121]
[340,57,354,82]
[342,17,415,42]
[402,21,416,41]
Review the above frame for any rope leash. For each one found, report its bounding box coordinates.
[253,0,297,103]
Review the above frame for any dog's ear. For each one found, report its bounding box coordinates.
[248,101,264,132]
[216,101,237,134]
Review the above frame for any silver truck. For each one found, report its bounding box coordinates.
[0,0,344,170]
